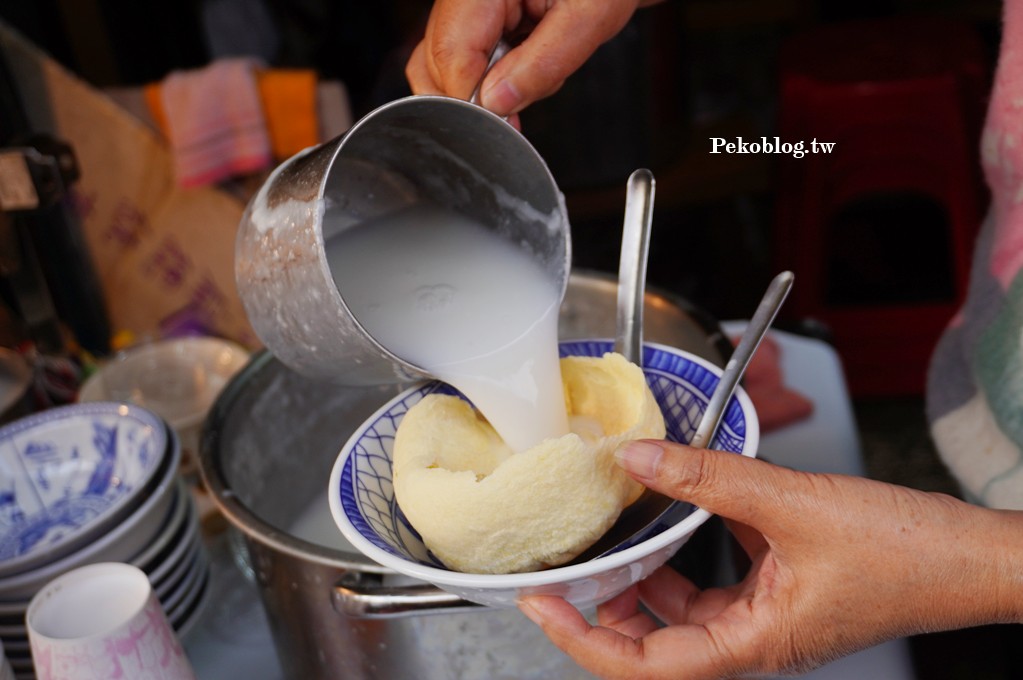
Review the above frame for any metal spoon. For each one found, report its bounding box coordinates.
[560,170,655,567]
[616,168,655,365]
[569,270,795,564]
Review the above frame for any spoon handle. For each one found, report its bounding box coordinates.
[689,270,795,450]
[616,169,655,366]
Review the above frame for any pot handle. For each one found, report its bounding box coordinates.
[333,572,481,618]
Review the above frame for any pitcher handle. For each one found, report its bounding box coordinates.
[333,572,482,619]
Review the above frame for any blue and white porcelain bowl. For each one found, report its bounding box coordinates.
[0,402,170,579]
[329,341,760,609]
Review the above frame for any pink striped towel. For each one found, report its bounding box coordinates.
[159,58,272,188]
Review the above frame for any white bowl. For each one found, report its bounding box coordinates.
[79,336,251,426]
[78,336,250,470]
[0,402,170,578]
[329,340,759,609]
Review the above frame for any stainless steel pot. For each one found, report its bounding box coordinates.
[199,270,728,680]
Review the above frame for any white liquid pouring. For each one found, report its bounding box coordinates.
[325,204,569,453]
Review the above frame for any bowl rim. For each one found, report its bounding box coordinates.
[131,480,190,573]
[328,340,759,589]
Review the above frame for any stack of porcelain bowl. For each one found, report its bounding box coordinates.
[0,402,209,679]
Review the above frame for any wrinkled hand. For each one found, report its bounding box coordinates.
[406,0,657,125]
[519,439,1023,680]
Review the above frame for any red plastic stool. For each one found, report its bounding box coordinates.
[773,17,989,396]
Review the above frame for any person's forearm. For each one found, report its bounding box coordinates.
[949,505,1023,627]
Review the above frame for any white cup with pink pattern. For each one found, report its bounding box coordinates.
[27,562,195,680]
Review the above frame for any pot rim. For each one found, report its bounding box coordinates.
[567,269,731,362]
[198,350,392,575]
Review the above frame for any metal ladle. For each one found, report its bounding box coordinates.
[571,269,796,563]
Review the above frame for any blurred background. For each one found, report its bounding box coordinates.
[0,1,1014,677]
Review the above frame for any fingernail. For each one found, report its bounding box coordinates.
[481,78,521,115]
[614,440,664,480]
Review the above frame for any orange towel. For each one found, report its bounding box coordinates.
[256,69,319,160]
[144,82,168,135]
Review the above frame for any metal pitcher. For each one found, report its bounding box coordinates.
[234,95,571,385]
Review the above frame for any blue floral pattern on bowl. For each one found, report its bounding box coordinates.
[0,402,168,569]
[337,341,751,569]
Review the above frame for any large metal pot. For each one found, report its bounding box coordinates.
[199,270,729,680]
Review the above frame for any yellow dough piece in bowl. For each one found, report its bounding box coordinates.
[392,352,666,574]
